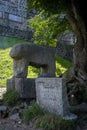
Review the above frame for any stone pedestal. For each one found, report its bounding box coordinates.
[35,78,77,119]
[7,78,15,90]
[7,78,36,99]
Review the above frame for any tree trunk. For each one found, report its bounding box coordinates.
[66,1,87,88]
[73,38,87,87]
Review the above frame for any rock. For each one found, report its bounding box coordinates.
[9,113,20,122]
[70,103,87,113]
[0,106,8,118]
[10,106,20,115]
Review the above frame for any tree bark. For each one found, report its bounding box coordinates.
[66,1,87,88]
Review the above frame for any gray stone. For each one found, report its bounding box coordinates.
[56,32,76,61]
[9,113,20,121]
[0,106,8,118]
[10,44,56,78]
[7,78,36,99]
[7,44,56,99]
[0,0,33,40]
[0,106,8,111]
[15,78,36,99]
[35,77,77,119]
[35,78,69,117]
[0,0,27,31]
[7,78,15,90]
[10,106,20,115]
[0,25,33,41]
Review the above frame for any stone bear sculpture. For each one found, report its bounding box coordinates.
[10,43,56,78]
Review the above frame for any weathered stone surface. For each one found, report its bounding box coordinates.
[0,106,8,111]
[7,78,36,99]
[7,78,15,90]
[0,25,33,41]
[56,32,75,61]
[0,0,34,40]
[15,78,36,99]
[9,113,20,122]
[35,78,69,117]
[0,0,27,31]
[10,44,56,78]
[35,77,77,119]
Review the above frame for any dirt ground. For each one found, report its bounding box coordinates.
[0,118,42,130]
[0,88,87,130]
[0,88,42,130]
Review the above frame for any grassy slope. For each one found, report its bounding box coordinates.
[0,36,28,87]
[0,36,72,87]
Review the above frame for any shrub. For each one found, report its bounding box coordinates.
[23,101,45,124]
[23,102,77,130]
[3,89,20,106]
[35,114,76,130]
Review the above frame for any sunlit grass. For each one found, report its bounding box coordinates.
[0,48,13,87]
[56,54,73,76]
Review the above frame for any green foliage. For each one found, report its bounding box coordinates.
[27,66,40,78]
[56,54,72,76]
[36,114,76,130]
[23,101,45,124]
[28,13,70,47]
[23,102,77,130]
[74,84,87,104]
[3,89,20,106]
[27,0,66,14]
[0,128,4,130]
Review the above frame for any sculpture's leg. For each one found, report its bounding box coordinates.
[39,66,48,77]
[46,64,56,77]
[46,55,56,77]
[39,63,56,77]
[13,59,28,78]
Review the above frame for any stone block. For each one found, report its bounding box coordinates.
[7,78,36,99]
[15,78,36,99]
[35,78,77,119]
[7,78,15,90]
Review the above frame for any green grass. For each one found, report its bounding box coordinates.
[23,102,77,130]
[56,54,73,76]
[0,36,27,49]
[23,101,45,124]
[0,48,13,87]
[3,89,20,106]
[0,36,72,87]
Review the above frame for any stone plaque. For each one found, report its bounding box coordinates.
[35,78,69,117]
